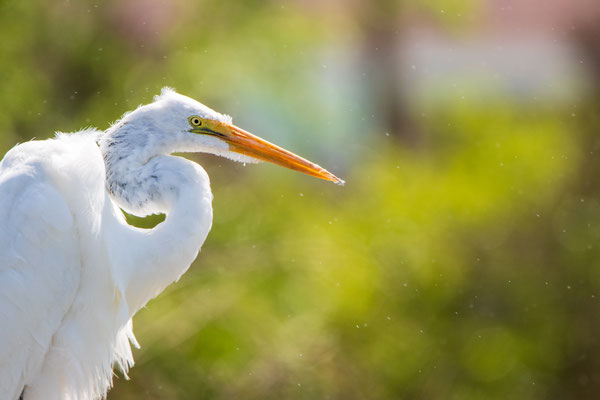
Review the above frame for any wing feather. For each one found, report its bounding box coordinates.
[0,151,81,400]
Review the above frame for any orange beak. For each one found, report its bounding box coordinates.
[197,120,344,185]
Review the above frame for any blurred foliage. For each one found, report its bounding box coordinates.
[2,0,600,399]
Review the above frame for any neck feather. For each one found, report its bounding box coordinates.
[100,122,175,216]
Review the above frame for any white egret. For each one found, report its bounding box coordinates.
[0,88,343,400]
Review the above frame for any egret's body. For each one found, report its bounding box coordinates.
[0,89,341,400]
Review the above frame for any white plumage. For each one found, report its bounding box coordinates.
[0,88,342,400]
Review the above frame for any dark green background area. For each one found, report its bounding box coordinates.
[2,0,600,399]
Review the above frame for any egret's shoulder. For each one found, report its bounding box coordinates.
[1,129,101,166]
[0,129,106,201]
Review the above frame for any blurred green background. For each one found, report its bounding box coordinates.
[3,0,600,398]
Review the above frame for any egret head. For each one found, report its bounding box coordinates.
[109,88,343,185]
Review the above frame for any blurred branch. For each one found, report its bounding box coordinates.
[357,0,421,146]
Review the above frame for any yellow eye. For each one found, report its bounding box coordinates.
[189,116,202,127]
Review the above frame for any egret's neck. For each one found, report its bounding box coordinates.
[100,121,180,216]
[113,162,214,314]
[99,122,215,315]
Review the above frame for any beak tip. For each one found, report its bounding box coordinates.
[333,177,345,186]
[324,171,344,186]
